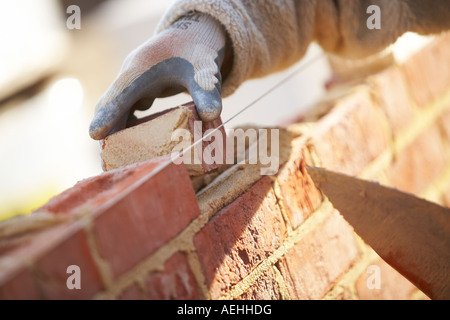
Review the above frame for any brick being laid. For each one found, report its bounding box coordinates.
[100,102,227,176]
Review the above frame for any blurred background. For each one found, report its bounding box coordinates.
[0,0,433,221]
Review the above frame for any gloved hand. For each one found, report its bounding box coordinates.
[89,12,227,140]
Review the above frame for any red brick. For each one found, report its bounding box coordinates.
[0,222,80,299]
[194,177,287,299]
[145,253,199,300]
[92,159,200,279]
[276,210,360,300]
[36,157,163,215]
[356,258,419,300]
[368,66,414,134]
[276,138,323,229]
[33,227,103,299]
[118,283,143,300]
[6,156,199,297]
[401,32,450,107]
[0,219,103,300]
[0,269,41,300]
[310,88,390,176]
[236,268,282,300]
[386,125,447,194]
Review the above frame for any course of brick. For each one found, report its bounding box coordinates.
[1,31,450,300]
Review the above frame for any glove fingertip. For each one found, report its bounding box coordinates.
[189,85,223,122]
[196,99,222,122]
[89,121,108,140]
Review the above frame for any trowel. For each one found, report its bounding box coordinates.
[306,166,450,300]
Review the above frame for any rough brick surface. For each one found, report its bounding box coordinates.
[310,88,390,176]
[276,138,323,229]
[356,258,418,300]
[0,269,40,300]
[33,228,103,299]
[101,102,226,176]
[236,268,283,300]
[402,33,450,107]
[194,177,287,299]
[92,159,200,279]
[277,211,360,300]
[118,283,143,300]
[368,66,414,134]
[0,221,102,300]
[36,157,163,215]
[386,125,448,194]
[145,253,199,300]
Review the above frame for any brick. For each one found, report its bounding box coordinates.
[310,88,390,176]
[0,222,80,299]
[0,219,103,300]
[30,156,200,285]
[401,32,450,107]
[386,125,447,194]
[92,159,200,279]
[101,102,226,176]
[36,157,163,215]
[276,138,323,229]
[118,283,143,300]
[368,66,414,134]
[0,269,41,300]
[32,156,200,282]
[194,177,287,299]
[145,253,199,300]
[33,227,103,300]
[356,258,418,300]
[276,210,360,300]
[236,268,282,300]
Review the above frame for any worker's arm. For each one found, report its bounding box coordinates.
[157,0,450,95]
[90,0,450,140]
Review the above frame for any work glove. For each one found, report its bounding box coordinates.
[89,12,227,140]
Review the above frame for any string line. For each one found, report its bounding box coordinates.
[136,52,326,178]
[184,52,326,156]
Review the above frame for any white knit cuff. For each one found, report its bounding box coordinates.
[155,0,267,97]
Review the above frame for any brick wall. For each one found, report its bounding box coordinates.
[1,31,450,300]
